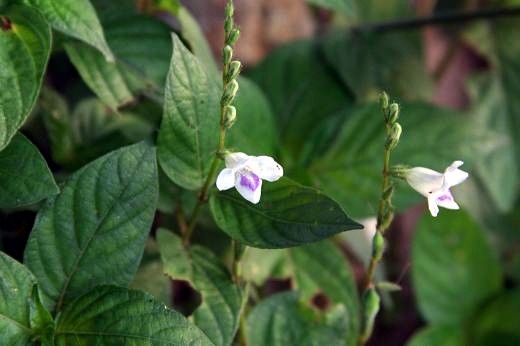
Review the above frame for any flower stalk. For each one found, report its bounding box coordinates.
[358,92,401,345]
[183,0,241,245]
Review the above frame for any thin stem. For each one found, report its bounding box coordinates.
[352,6,520,33]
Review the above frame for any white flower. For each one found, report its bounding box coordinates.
[405,161,469,217]
[216,152,284,204]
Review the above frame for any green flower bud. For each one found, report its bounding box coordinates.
[225,1,234,18]
[226,60,241,82]
[225,17,233,34]
[386,123,402,150]
[376,281,402,292]
[372,232,385,261]
[227,28,240,45]
[223,105,237,128]
[379,92,389,111]
[221,80,239,106]
[379,208,394,230]
[222,45,233,65]
[388,103,399,124]
[361,288,381,342]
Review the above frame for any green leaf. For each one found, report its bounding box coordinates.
[407,326,463,346]
[0,252,37,345]
[246,292,348,346]
[209,177,362,249]
[157,229,243,346]
[157,34,220,190]
[0,4,51,150]
[321,30,432,101]
[469,290,520,346]
[352,0,411,21]
[29,286,54,345]
[23,0,114,60]
[412,211,503,325]
[0,133,58,208]
[24,142,159,313]
[228,77,277,156]
[290,240,360,346]
[305,0,353,15]
[64,9,173,110]
[54,285,213,345]
[312,102,506,218]
[241,248,290,285]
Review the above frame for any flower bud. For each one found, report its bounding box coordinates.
[226,60,241,82]
[222,45,233,65]
[225,17,233,34]
[386,123,402,150]
[221,80,239,106]
[379,92,389,111]
[225,1,234,18]
[379,208,394,230]
[388,103,399,124]
[227,28,240,45]
[376,281,402,292]
[361,288,381,342]
[223,105,237,128]
[372,232,385,261]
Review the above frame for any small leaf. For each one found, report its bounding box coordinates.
[24,142,159,313]
[157,33,220,190]
[290,240,360,346]
[412,211,503,325]
[23,0,114,60]
[157,230,243,346]
[246,292,348,346]
[407,326,464,346]
[54,286,214,345]
[29,286,54,345]
[0,4,51,150]
[0,251,37,345]
[0,133,58,208]
[209,177,362,249]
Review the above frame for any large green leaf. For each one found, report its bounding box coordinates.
[157,229,243,346]
[412,212,502,325]
[23,0,113,60]
[407,326,463,346]
[65,9,172,110]
[209,178,362,249]
[0,133,58,208]
[157,34,220,190]
[24,142,158,313]
[0,4,50,150]
[469,290,520,346]
[246,292,348,346]
[0,252,37,345]
[312,102,506,218]
[228,77,277,156]
[54,285,213,345]
[290,240,359,346]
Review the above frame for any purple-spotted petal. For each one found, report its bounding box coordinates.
[435,189,459,210]
[234,171,262,204]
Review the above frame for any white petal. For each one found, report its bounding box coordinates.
[405,167,444,197]
[427,195,439,217]
[443,161,468,188]
[216,168,235,191]
[252,156,283,182]
[225,152,250,169]
[234,171,263,204]
[434,190,460,210]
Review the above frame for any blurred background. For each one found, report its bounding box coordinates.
[2,0,520,345]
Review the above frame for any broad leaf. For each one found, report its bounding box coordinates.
[0,252,36,345]
[54,286,213,345]
[312,102,506,218]
[0,4,50,150]
[23,0,114,60]
[65,9,173,110]
[246,292,348,346]
[157,230,243,346]
[24,142,158,313]
[412,212,502,325]
[290,240,360,346]
[407,326,463,346]
[241,248,290,285]
[157,34,220,190]
[209,178,362,249]
[305,0,353,15]
[228,77,277,156]
[0,133,58,208]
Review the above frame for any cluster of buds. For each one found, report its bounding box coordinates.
[221,0,241,129]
